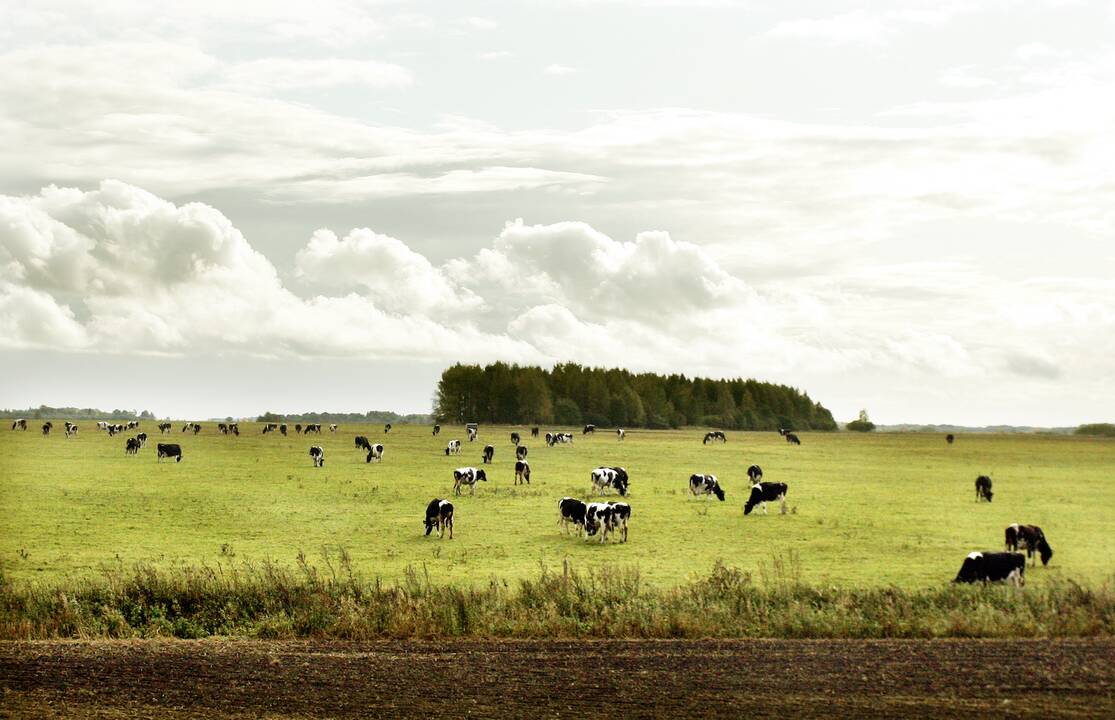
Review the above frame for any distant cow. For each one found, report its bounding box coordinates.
[11,419,27,431]
[304,424,322,434]
[516,445,528,461]
[384,423,391,434]
[218,423,229,434]
[231,423,239,436]
[531,427,539,438]
[975,475,993,502]
[355,435,371,451]
[193,423,201,435]
[445,439,462,456]
[482,445,494,464]
[280,424,288,436]
[514,460,531,485]
[330,424,338,433]
[1005,524,1054,566]
[365,443,384,463]
[953,551,1025,586]
[744,482,788,515]
[41,422,52,435]
[158,422,172,434]
[309,446,325,467]
[747,465,763,483]
[136,432,148,448]
[946,433,955,445]
[156,443,182,463]
[583,424,596,435]
[432,424,441,436]
[295,424,303,434]
[64,422,78,437]
[785,433,801,445]
[263,423,277,434]
[616,428,625,441]
[558,497,587,535]
[453,467,487,496]
[547,432,573,447]
[424,499,454,539]
[510,432,521,446]
[127,421,139,430]
[466,423,478,442]
[689,474,725,501]
[778,428,790,437]
[125,437,141,455]
[590,467,629,496]
[702,431,726,444]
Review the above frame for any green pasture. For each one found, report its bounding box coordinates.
[1,422,1111,589]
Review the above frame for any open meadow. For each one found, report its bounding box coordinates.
[2,422,1112,590]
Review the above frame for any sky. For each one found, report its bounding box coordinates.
[1,0,1113,425]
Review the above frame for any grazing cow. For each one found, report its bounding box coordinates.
[590,467,629,496]
[218,423,229,434]
[193,423,201,435]
[384,423,392,434]
[355,435,371,451]
[747,465,763,483]
[946,433,955,445]
[158,422,171,434]
[1005,524,1054,566]
[432,424,441,436]
[616,428,625,441]
[309,446,325,467]
[689,474,726,501]
[136,432,148,448]
[107,424,122,436]
[583,424,596,435]
[40,422,52,435]
[305,423,322,434]
[11,419,27,431]
[510,432,521,446]
[482,445,494,464]
[445,439,462,456]
[558,497,587,535]
[295,424,303,434]
[975,475,993,503]
[156,443,182,463]
[546,432,574,447]
[452,467,487,496]
[531,427,539,438]
[330,424,338,433]
[424,499,454,539]
[953,551,1026,586]
[514,460,531,485]
[97,421,108,432]
[466,423,478,442]
[64,422,78,437]
[608,502,631,542]
[231,424,239,436]
[702,431,726,444]
[516,445,528,461]
[125,437,140,455]
[263,423,277,434]
[365,443,384,463]
[785,433,801,445]
[778,428,790,437]
[584,502,620,543]
[744,482,788,515]
[280,424,288,436]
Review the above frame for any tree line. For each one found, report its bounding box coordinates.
[434,362,836,431]
[0,405,155,420]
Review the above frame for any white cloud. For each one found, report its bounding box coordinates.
[544,63,577,76]
[221,58,414,92]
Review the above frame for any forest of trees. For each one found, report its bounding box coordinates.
[434,362,837,431]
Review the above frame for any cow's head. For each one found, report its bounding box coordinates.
[713,485,725,501]
[1038,542,1054,566]
[476,469,487,482]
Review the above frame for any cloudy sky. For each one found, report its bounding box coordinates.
[1,0,1113,425]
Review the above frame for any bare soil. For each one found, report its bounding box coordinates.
[2,639,1113,719]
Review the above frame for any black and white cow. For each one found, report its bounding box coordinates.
[975,475,993,502]
[445,439,462,456]
[218,423,229,434]
[558,497,587,536]
[583,424,596,435]
[365,443,384,463]
[309,445,325,467]
[424,498,454,539]
[608,502,631,542]
[157,443,182,463]
[64,422,78,437]
[330,424,338,433]
[355,435,371,451]
[953,551,1025,585]
[41,422,52,435]
[616,428,625,441]
[547,432,574,447]
[305,423,322,434]
[107,423,123,436]
[514,460,531,485]
[432,424,441,436]
[295,424,303,434]
[778,428,790,437]
[466,423,478,442]
[516,445,528,461]
[702,431,726,444]
[384,423,391,434]
[482,444,494,464]
[785,433,801,445]
[136,432,148,448]
[584,502,614,542]
[231,423,239,436]
[590,467,629,496]
[193,423,201,435]
[125,437,141,455]
[531,426,539,438]
[11,419,27,431]
[744,482,788,515]
[746,465,763,483]
[510,432,521,446]
[1005,524,1054,566]
[453,467,487,496]
[946,433,955,445]
[158,422,172,434]
[689,474,726,501]
[263,423,277,434]
[280,423,288,436]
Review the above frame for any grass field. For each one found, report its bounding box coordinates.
[1,422,1112,589]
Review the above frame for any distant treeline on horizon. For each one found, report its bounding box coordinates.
[254,410,433,425]
[434,362,837,431]
[0,406,155,420]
